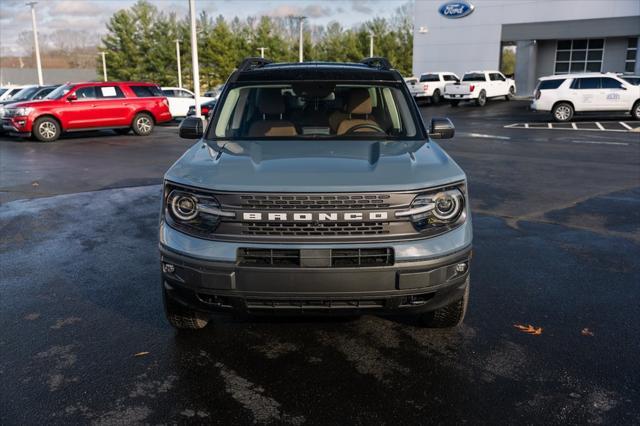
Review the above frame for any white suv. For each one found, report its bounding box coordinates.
[531,73,640,122]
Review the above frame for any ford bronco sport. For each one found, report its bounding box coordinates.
[160,58,472,330]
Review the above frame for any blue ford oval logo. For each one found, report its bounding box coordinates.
[438,1,475,18]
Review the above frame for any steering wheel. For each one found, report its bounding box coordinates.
[344,123,386,135]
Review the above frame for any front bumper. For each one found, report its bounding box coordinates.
[2,117,31,135]
[160,219,473,316]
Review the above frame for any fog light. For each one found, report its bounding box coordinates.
[17,120,26,126]
[455,262,467,273]
[162,263,175,273]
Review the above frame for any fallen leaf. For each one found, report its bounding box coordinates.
[134,351,150,357]
[514,324,543,335]
[581,328,594,336]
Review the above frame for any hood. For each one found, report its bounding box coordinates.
[165,139,466,193]
[2,99,56,108]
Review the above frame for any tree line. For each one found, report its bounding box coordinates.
[100,0,413,91]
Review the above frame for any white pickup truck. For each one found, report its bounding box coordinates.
[444,71,516,107]
[405,73,460,104]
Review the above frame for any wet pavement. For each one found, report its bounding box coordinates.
[1,101,639,424]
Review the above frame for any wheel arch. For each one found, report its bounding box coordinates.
[552,100,574,111]
[132,109,156,124]
[33,113,63,131]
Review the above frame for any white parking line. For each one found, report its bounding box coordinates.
[504,121,637,132]
[595,122,605,130]
[571,122,577,129]
[620,122,632,130]
[571,140,628,146]
[460,132,511,140]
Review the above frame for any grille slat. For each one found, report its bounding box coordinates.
[242,221,388,236]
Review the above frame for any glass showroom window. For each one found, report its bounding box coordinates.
[555,39,604,74]
[625,38,637,73]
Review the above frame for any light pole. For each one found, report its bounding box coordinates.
[369,32,374,57]
[257,47,267,58]
[100,52,107,81]
[188,0,201,118]
[175,40,182,88]
[26,2,43,85]
[291,16,306,62]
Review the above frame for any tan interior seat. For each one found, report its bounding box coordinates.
[336,89,380,135]
[247,89,297,137]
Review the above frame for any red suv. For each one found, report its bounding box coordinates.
[1,82,172,142]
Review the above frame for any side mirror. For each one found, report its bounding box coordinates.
[179,116,204,139]
[67,94,77,102]
[429,117,455,140]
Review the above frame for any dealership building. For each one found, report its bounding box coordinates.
[413,0,640,95]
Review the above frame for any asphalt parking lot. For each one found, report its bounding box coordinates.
[1,100,639,424]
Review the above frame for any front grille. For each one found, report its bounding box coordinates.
[245,298,386,310]
[242,221,388,236]
[239,194,391,210]
[237,248,394,268]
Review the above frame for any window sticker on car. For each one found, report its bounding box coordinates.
[101,87,117,97]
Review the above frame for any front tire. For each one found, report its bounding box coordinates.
[163,287,209,330]
[475,90,487,107]
[632,100,640,120]
[419,280,469,328]
[431,89,441,104]
[32,117,61,142]
[132,113,154,136]
[553,102,574,122]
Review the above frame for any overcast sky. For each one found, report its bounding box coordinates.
[0,0,411,56]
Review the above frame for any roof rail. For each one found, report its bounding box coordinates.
[237,57,272,73]
[360,57,392,70]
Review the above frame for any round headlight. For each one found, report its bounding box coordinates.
[169,191,198,221]
[432,191,462,221]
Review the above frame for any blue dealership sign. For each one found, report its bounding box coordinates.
[438,1,475,19]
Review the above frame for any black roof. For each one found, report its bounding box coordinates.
[230,58,403,83]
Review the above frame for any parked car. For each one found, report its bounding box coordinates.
[161,87,216,118]
[404,77,428,103]
[0,85,28,102]
[161,57,471,330]
[203,84,224,99]
[0,85,58,107]
[2,81,172,142]
[419,72,460,104]
[444,70,516,106]
[620,75,640,86]
[530,72,640,122]
[186,99,216,117]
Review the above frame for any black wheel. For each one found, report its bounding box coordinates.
[114,128,130,135]
[475,90,487,107]
[553,102,574,122]
[631,100,640,120]
[132,113,154,136]
[431,89,441,104]
[32,116,61,142]
[163,288,209,330]
[505,86,515,101]
[449,100,460,107]
[419,279,469,328]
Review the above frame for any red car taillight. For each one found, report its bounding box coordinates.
[469,85,475,92]
[535,90,541,100]
[201,107,209,115]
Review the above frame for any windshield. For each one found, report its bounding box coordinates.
[209,83,419,140]
[10,86,39,101]
[45,84,73,99]
[0,88,7,97]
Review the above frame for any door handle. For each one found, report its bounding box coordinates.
[91,104,97,107]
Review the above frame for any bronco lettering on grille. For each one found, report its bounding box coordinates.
[242,212,389,221]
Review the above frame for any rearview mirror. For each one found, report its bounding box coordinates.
[428,117,455,139]
[179,116,204,139]
[66,94,77,102]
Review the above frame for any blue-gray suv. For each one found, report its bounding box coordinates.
[160,58,472,329]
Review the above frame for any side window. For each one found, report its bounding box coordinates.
[601,78,623,89]
[178,90,194,98]
[75,86,97,99]
[578,78,600,89]
[496,73,506,81]
[539,79,566,90]
[130,85,163,97]
[162,89,176,97]
[34,87,54,99]
[97,86,125,99]
[490,73,505,81]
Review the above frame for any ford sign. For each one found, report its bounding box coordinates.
[439,1,475,18]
